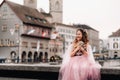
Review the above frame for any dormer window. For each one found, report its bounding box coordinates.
[38,19,42,22]
[31,17,35,21]
[43,19,47,23]
[26,15,32,20]
[3,7,7,12]
[15,24,19,32]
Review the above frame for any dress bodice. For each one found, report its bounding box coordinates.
[75,51,83,56]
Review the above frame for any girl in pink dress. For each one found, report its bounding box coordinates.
[58,29,101,80]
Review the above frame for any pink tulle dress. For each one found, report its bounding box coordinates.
[58,44,101,80]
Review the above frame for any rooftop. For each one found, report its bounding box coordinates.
[109,29,120,37]
[0,0,51,28]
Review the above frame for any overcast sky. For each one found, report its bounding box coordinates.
[1,0,120,39]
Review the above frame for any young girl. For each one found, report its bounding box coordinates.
[58,29,101,80]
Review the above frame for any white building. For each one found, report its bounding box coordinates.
[52,23,76,53]
[108,29,120,58]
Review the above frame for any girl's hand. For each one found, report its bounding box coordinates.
[71,46,81,57]
[80,47,88,56]
[76,45,81,51]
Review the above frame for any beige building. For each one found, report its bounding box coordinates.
[0,0,99,63]
[0,0,52,63]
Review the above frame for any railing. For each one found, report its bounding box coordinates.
[0,63,119,80]
[0,58,62,65]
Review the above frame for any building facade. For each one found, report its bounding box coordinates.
[0,0,52,63]
[52,23,76,53]
[0,0,100,63]
[108,29,120,58]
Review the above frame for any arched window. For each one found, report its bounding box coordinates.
[21,51,26,62]
[55,1,60,10]
[29,0,34,3]
[113,42,118,48]
[10,51,16,63]
[28,51,32,62]
[45,52,48,62]
[39,52,43,62]
[114,51,118,59]
[34,52,38,62]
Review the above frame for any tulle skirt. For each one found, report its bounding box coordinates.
[58,55,101,80]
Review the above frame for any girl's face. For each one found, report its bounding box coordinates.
[76,30,82,41]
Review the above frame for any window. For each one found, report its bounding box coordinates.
[42,29,47,37]
[50,48,51,52]
[10,41,14,46]
[15,24,19,32]
[3,7,7,12]
[12,41,14,46]
[2,25,7,32]
[116,39,118,41]
[38,19,42,22]
[22,41,28,48]
[40,43,43,49]
[55,1,60,10]
[6,39,10,46]
[1,39,3,46]
[31,42,37,48]
[42,19,47,23]
[29,0,34,3]
[2,14,7,19]
[26,15,32,20]
[113,42,118,48]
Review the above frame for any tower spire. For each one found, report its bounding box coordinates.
[49,0,63,23]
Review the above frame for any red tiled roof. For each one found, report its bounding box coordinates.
[1,0,52,28]
[109,29,120,37]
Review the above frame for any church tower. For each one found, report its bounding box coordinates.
[49,0,63,23]
[24,0,37,9]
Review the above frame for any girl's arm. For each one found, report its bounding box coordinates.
[80,47,88,56]
[70,46,80,57]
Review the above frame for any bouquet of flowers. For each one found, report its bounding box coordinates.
[74,41,87,56]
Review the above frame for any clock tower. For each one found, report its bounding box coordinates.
[49,0,63,23]
[24,0,37,9]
